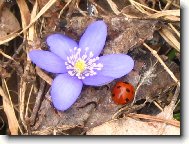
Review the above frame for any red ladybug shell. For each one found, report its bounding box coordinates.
[112,82,135,105]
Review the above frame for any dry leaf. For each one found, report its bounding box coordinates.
[86,117,180,135]
[65,16,159,54]
[32,17,179,133]
[0,7,20,38]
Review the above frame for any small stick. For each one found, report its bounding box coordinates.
[158,85,180,134]
[153,101,163,111]
[3,41,26,68]
[29,79,46,126]
[25,85,34,118]
[168,23,180,38]
[143,43,180,86]
[128,113,180,127]
[163,0,174,10]
[58,0,72,18]
[112,102,147,119]
[36,67,52,85]
[0,50,15,61]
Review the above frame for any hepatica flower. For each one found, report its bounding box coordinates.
[29,21,134,111]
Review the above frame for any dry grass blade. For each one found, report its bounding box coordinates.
[148,10,180,18]
[36,67,53,85]
[129,0,151,15]
[0,31,20,45]
[25,85,34,119]
[28,0,38,44]
[168,23,180,38]
[148,10,180,22]
[24,2,38,121]
[30,80,45,125]
[158,85,180,134]
[16,0,31,36]
[0,50,15,61]
[164,0,180,9]
[128,0,180,22]
[0,85,19,135]
[159,27,180,52]
[58,0,73,18]
[129,0,158,13]
[128,113,180,127]
[106,0,120,15]
[30,0,56,24]
[0,0,56,45]
[17,0,32,131]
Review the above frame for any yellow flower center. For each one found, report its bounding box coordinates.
[65,47,103,79]
[74,59,86,73]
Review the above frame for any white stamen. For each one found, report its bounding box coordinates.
[65,47,103,79]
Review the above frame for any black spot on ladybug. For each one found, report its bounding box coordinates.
[126,98,130,102]
[126,88,130,93]
[112,93,115,97]
[117,86,121,89]
[124,82,129,84]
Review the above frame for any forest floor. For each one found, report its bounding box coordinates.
[0,0,180,135]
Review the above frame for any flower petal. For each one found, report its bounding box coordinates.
[29,50,67,73]
[98,54,134,78]
[51,74,83,111]
[46,33,78,60]
[82,74,115,86]
[79,21,107,57]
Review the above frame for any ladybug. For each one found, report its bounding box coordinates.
[112,82,135,105]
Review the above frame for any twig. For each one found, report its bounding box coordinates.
[58,0,72,18]
[0,0,57,45]
[163,0,174,10]
[29,79,46,126]
[158,85,180,134]
[165,0,180,8]
[25,85,34,118]
[36,67,52,85]
[143,43,180,86]
[0,50,15,61]
[0,83,23,134]
[106,0,120,15]
[153,101,163,112]
[112,102,147,119]
[128,113,180,127]
[159,27,180,52]
[168,23,180,38]
[129,0,158,13]
[92,1,109,15]
[2,41,25,82]
[19,78,27,129]
[168,85,180,110]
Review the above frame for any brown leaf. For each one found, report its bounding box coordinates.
[65,16,159,54]
[86,117,180,135]
[0,7,20,38]
[33,16,179,134]
[130,47,180,102]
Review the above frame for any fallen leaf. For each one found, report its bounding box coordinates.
[86,117,180,135]
[0,7,20,38]
[32,16,179,134]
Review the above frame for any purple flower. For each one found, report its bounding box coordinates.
[29,21,134,111]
